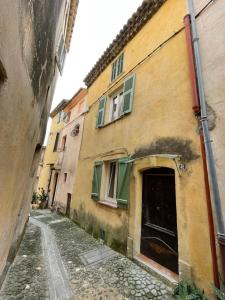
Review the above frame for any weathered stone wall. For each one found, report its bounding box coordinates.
[0,0,67,285]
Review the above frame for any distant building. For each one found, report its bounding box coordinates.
[36,100,69,200]
[0,0,79,285]
[34,146,46,192]
[53,88,87,215]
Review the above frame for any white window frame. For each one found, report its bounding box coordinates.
[105,161,118,205]
[109,90,123,122]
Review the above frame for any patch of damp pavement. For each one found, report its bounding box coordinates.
[0,223,49,300]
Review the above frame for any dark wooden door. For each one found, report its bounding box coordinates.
[66,193,71,217]
[141,168,178,273]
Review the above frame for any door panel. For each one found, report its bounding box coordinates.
[141,168,178,273]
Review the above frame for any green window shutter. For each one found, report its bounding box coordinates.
[91,161,103,201]
[117,53,124,76]
[96,96,106,128]
[116,157,132,208]
[111,61,117,81]
[122,74,135,114]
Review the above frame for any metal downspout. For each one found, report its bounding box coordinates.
[187,0,225,279]
[184,14,219,287]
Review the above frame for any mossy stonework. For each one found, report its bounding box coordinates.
[72,205,128,255]
[71,0,214,297]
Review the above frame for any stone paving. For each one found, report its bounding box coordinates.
[0,223,49,300]
[0,210,173,299]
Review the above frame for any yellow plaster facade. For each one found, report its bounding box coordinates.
[71,0,214,295]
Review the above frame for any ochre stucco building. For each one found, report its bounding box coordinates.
[37,100,69,201]
[70,0,216,296]
[0,0,79,285]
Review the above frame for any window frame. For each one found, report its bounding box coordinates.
[61,135,67,151]
[105,161,118,205]
[109,89,124,122]
[53,132,60,152]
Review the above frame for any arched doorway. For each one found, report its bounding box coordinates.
[141,167,178,273]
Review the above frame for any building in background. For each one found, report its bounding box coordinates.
[53,88,87,215]
[36,100,69,202]
[0,0,79,285]
[70,0,216,296]
[34,146,46,192]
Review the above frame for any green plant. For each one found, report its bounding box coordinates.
[214,282,225,300]
[38,188,48,208]
[32,192,39,204]
[173,280,208,300]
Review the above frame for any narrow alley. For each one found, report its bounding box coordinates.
[0,210,172,300]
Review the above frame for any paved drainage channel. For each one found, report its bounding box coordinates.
[30,217,73,300]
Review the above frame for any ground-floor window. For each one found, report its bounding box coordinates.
[91,157,132,208]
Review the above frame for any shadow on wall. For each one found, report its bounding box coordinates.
[72,205,128,254]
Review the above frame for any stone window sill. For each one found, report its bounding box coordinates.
[98,200,118,209]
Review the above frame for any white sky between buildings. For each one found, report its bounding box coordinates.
[44,0,143,144]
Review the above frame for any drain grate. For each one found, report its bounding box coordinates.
[79,245,117,266]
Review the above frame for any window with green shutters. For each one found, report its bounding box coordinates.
[91,158,132,208]
[96,73,135,128]
[96,96,106,128]
[111,53,124,82]
[91,161,103,201]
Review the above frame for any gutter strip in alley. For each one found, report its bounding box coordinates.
[30,217,73,300]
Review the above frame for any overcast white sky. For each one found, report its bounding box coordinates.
[44,0,143,142]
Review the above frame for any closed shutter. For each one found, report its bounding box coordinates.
[96,96,106,128]
[91,161,103,201]
[111,61,117,81]
[117,53,124,76]
[122,74,135,114]
[116,157,132,208]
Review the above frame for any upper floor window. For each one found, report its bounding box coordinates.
[53,132,60,152]
[58,110,65,123]
[96,73,135,128]
[109,90,123,122]
[56,34,66,75]
[111,53,124,82]
[61,135,67,151]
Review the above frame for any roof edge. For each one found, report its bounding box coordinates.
[84,0,166,88]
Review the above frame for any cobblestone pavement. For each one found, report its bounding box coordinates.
[0,210,173,299]
[0,223,49,300]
